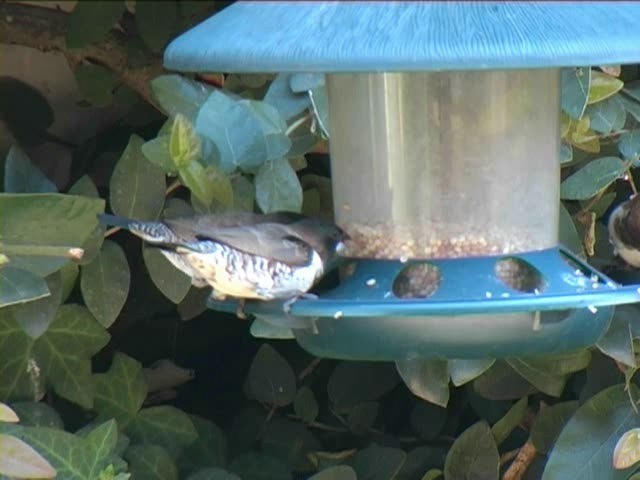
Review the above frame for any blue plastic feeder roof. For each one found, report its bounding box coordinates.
[164,2,640,360]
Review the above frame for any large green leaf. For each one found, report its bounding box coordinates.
[587,71,624,104]
[328,362,400,413]
[560,157,627,200]
[0,267,49,307]
[66,1,125,48]
[4,145,57,193]
[294,386,319,424]
[507,358,567,397]
[142,135,177,174]
[142,244,191,304]
[255,158,303,213]
[597,305,640,367]
[559,202,584,255]
[396,359,450,407]
[584,95,626,134]
[8,272,62,338]
[473,361,537,401]
[81,240,130,328]
[1,420,123,479]
[125,443,178,480]
[151,75,214,122]
[491,397,527,445]
[0,193,105,276]
[109,135,166,220]
[530,401,579,454]
[0,305,109,408]
[243,100,292,161]
[449,359,495,387]
[10,402,63,429]
[619,130,640,160]
[444,421,499,480]
[247,344,296,407]
[542,384,640,480]
[561,67,591,120]
[135,1,178,52]
[351,444,406,480]
[68,175,106,266]
[93,353,197,456]
[263,74,311,121]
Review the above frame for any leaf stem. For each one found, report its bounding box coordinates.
[0,243,84,260]
[286,113,313,136]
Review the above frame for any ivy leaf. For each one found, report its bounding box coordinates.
[171,114,201,168]
[135,1,178,52]
[142,244,191,304]
[81,240,130,328]
[561,67,591,120]
[542,385,640,480]
[587,71,625,104]
[294,386,319,424]
[351,444,406,480]
[142,136,178,174]
[0,193,103,276]
[93,353,197,455]
[0,432,56,478]
[396,359,450,407]
[195,91,269,172]
[0,267,49,307]
[10,402,64,429]
[151,75,214,122]
[530,401,579,454]
[66,1,125,48]
[444,421,499,480]
[560,157,627,200]
[263,73,311,121]
[619,130,640,160]
[328,362,400,413]
[491,397,527,445]
[75,64,118,107]
[584,95,626,134]
[0,305,110,408]
[9,272,62,338]
[110,135,166,220]
[255,158,303,213]
[1,420,121,479]
[449,359,495,387]
[247,344,296,407]
[125,443,178,480]
[4,145,57,193]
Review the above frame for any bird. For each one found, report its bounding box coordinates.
[608,194,640,267]
[97,211,349,318]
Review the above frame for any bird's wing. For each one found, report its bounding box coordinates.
[194,223,314,266]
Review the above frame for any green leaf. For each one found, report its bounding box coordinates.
[186,468,241,480]
[110,135,166,220]
[179,161,214,206]
[261,417,321,470]
[68,176,106,265]
[597,305,640,367]
[396,359,450,407]
[352,444,406,480]
[195,91,270,172]
[125,443,178,480]
[294,386,319,423]
[328,362,400,413]
[507,358,566,397]
[0,267,49,307]
[613,428,640,470]
[263,74,311,121]
[449,359,495,387]
[75,64,118,107]
[4,145,57,193]
[542,385,640,480]
[0,193,104,276]
[491,396,527,445]
[619,130,640,160]
[242,100,292,160]
[473,360,537,400]
[9,272,62,338]
[81,240,130,328]
[255,158,303,213]
[561,67,591,120]
[142,244,191,304]
[517,350,592,376]
[135,1,178,52]
[530,401,579,454]
[247,344,296,407]
[560,141,573,164]
[0,432,56,478]
[177,287,210,321]
[444,421,499,480]
[587,71,625,104]
[178,415,227,476]
[559,202,584,255]
[307,466,357,480]
[347,402,379,435]
[142,136,178,175]
[584,95,626,134]
[410,401,448,441]
[0,304,109,408]
[170,114,202,168]
[230,175,255,212]
[128,406,198,457]
[560,157,627,200]
[621,95,640,122]
[10,402,63,429]
[228,452,292,480]
[151,75,214,122]
[66,1,125,48]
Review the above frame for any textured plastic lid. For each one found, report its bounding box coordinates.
[164,1,640,73]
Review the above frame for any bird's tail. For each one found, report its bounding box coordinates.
[97,214,177,244]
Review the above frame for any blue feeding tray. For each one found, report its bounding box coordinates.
[165,2,640,359]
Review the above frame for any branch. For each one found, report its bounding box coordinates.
[0,2,164,109]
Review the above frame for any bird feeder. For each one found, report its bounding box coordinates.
[164,2,640,360]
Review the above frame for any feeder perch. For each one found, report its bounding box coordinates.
[164,2,640,360]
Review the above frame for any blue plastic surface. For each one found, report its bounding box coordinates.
[164,2,640,73]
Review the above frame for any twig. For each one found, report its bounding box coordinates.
[500,448,520,466]
[502,440,537,480]
[298,357,322,381]
[285,113,313,136]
